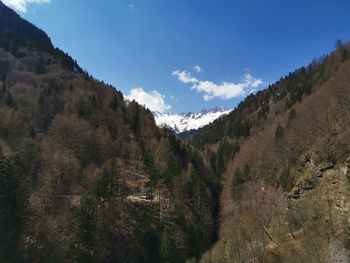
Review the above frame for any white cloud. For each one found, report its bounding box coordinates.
[1,0,50,12]
[172,70,198,84]
[194,65,202,73]
[125,87,171,112]
[173,70,263,101]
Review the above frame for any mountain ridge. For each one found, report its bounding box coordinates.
[154,106,232,133]
[0,1,52,46]
[0,3,219,262]
[1,1,350,262]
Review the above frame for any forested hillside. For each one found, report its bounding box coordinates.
[2,1,350,262]
[0,2,220,262]
[192,42,350,262]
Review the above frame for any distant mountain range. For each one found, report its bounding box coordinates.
[153,107,233,133]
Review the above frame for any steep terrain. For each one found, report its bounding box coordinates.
[0,3,220,262]
[2,2,350,263]
[154,107,232,134]
[189,41,350,262]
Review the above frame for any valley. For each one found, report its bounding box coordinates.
[0,1,350,263]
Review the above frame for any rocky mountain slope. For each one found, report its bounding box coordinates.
[192,41,350,262]
[154,107,232,133]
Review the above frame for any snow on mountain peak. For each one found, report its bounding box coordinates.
[153,107,232,133]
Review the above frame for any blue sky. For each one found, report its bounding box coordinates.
[4,0,350,113]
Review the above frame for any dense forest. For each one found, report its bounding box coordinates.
[0,2,220,262]
[192,40,350,262]
[2,1,350,262]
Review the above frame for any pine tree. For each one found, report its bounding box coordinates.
[0,151,27,259]
[160,227,179,263]
[230,167,246,200]
[95,159,122,200]
[275,124,284,141]
[77,195,96,250]
[6,91,15,107]
[110,95,118,111]
[341,48,349,62]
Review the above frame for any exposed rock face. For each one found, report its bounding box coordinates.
[285,160,350,260]
[328,239,350,263]
[316,161,335,173]
[289,178,317,200]
[287,158,339,200]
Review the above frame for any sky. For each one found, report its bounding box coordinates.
[2,0,350,113]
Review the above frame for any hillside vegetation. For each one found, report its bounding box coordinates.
[193,42,350,262]
[0,3,220,262]
[2,1,350,262]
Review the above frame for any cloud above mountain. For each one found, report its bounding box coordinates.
[125,87,171,112]
[194,65,202,73]
[1,0,50,12]
[172,70,263,101]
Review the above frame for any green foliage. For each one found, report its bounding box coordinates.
[275,124,284,141]
[94,159,122,200]
[0,151,28,260]
[29,125,36,138]
[258,104,270,120]
[128,101,141,136]
[279,167,294,191]
[168,133,187,163]
[230,167,248,200]
[2,79,6,93]
[335,39,344,50]
[214,140,240,175]
[110,95,119,111]
[335,40,349,62]
[191,54,328,147]
[160,227,181,263]
[164,154,182,186]
[35,57,46,74]
[0,17,81,72]
[0,6,222,261]
[5,91,15,107]
[73,249,94,263]
[216,152,225,176]
[77,195,97,251]
[143,151,158,197]
[209,151,218,174]
[341,48,349,62]
[243,164,251,179]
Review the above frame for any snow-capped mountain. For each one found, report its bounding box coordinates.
[153,107,233,133]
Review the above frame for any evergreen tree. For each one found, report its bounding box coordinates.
[6,91,15,107]
[216,151,225,175]
[110,95,119,111]
[243,164,251,179]
[95,159,122,200]
[77,195,96,251]
[164,155,182,186]
[0,151,27,260]
[1,79,6,93]
[160,227,179,263]
[275,124,284,141]
[279,167,294,191]
[230,167,246,200]
[341,48,349,62]
[335,39,344,50]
